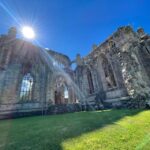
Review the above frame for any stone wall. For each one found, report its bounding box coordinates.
[74,26,150,107]
[0,27,76,116]
[0,26,150,119]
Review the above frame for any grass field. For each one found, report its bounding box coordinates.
[0,109,150,150]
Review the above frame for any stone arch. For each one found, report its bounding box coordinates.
[18,61,38,102]
[86,67,94,94]
[49,73,75,105]
[99,53,117,90]
[90,67,101,92]
[54,75,68,104]
[20,73,34,101]
[80,65,101,95]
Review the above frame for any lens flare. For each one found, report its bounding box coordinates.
[22,26,35,39]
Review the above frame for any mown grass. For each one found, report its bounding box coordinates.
[0,109,150,150]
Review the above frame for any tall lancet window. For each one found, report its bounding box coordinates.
[64,85,69,99]
[20,73,33,101]
[87,69,94,94]
[101,56,117,89]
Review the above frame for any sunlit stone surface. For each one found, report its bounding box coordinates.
[0,26,150,118]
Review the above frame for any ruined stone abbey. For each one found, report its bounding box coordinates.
[0,26,150,118]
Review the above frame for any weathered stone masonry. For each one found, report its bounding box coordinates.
[74,26,150,108]
[0,26,150,118]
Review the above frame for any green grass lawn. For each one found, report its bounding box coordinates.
[0,109,150,150]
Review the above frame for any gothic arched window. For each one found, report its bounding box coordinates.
[54,76,70,104]
[20,73,34,101]
[87,69,94,94]
[64,85,69,99]
[101,56,117,89]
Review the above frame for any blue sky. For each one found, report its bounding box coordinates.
[0,0,150,60]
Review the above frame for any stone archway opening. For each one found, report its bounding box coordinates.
[54,76,70,104]
[87,68,94,94]
[20,73,34,101]
[101,55,117,89]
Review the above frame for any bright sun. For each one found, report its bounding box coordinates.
[22,26,35,39]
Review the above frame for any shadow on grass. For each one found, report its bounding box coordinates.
[0,109,144,150]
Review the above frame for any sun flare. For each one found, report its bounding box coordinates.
[22,26,35,39]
